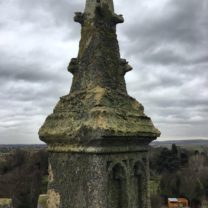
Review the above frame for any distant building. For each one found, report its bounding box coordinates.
[168,198,189,208]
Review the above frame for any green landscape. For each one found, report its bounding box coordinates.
[0,140,208,208]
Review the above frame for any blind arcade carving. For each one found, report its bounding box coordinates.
[107,159,148,208]
[39,0,160,207]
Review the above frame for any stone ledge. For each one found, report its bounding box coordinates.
[47,136,153,153]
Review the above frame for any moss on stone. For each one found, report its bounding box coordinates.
[38,195,47,208]
[0,198,12,208]
[47,151,150,207]
[39,0,160,146]
[39,1,157,207]
[47,190,60,208]
[39,86,160,145]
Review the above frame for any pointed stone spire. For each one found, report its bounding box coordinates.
[74,0,122,25]
[39,1,160,207]
[85,0,114,17]
[39,0,160,149]
[71,0,125,94]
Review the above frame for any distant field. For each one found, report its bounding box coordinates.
[1,140,208,153]
[1,140,208,148]
[0,144,46,153]
[151,139,208,151]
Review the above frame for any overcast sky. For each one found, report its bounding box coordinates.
[0,0,208,144]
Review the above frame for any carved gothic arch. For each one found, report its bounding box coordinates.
[107,162,128,208]
[132,160,147,208]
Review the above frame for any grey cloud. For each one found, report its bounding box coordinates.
[0,56,69,83]
[120,0,208,66]
[142,49,187,65]
[0,0,82,40]
[140,0,205,45]
[17,0,83,39]
[119,0,208,140]
[0,0,208,143]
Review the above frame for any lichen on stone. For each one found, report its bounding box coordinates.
[39,0,160,147]
[39,85,160,145]
[48,163,54,183]
[47,189,60,208]
[0,198,12,208]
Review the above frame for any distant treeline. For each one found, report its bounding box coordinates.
[0,144,208,208]
[151,139,208,147]
[0,144,46,153]
[149,144,208,208]
[0,149,48,208]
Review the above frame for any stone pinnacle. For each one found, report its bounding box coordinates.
[39,0,160,148]
[85,0,114,17]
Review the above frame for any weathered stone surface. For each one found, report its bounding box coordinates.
[39,86,160,145]
[84,0,114,18]
[39,0,160,146]
[38,195,47,208]
[39,0,160,207]
[48,150,150,208]
[0,198,12,208]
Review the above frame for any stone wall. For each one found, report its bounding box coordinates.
[47,151,150,208]
[0,198,12,208]
[37,195,47,208]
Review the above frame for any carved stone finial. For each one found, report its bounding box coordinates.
[120,59,133,74]
[68,58,78,74]
[39,0,160,146]
[112,14,124,24]
[74,12,84,25]
[39,1,160,207]
[85,0,114,18]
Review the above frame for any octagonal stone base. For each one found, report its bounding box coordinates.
[47,148,151,208]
